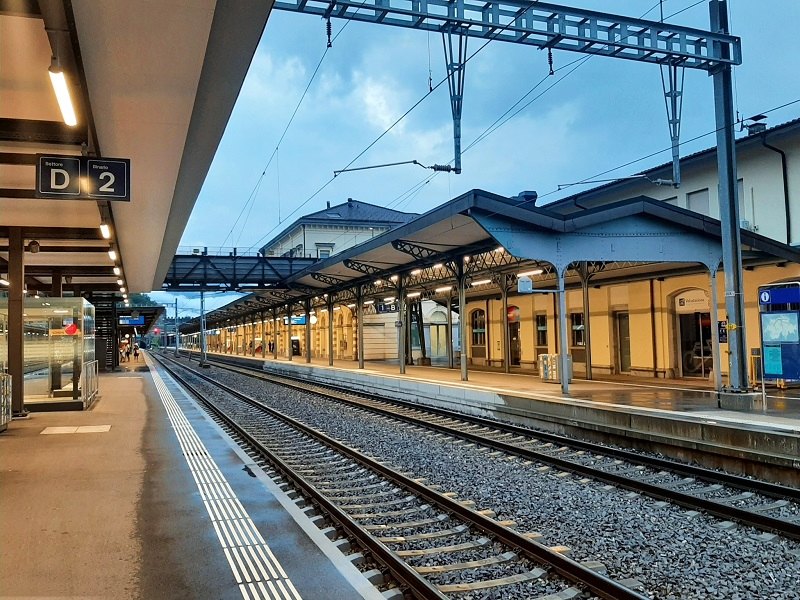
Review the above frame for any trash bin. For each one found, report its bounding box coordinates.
[538,354,572,383]
[291,338,301,356]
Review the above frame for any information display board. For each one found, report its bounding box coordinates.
[758,282,800,381]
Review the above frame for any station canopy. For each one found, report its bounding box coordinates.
[0,2,273,295]
[181,189,800,332]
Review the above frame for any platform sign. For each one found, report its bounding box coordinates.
[119,315,145,326]
[717,320,728,344]
[377,303,398,313]
[36,154,131,201]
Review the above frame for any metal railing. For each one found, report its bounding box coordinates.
[82,360,99,408]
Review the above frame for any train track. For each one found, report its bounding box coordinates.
[184,351,800,542]
[154,352,648,600]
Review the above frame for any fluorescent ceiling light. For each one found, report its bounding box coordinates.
[407,292,421,298]
[383,296,395,302]
[116,279,123,286]
[364,300,375,305]
[99,223,110,239]
[120,287,126,293]
[433,263,444,269]
[471,279,492,286]
[113,267,121,276]
[435,286,452,293]
[108,250,117,261]
[48,63,77,127]
[518,269,544,277]
[0,277,9,286]
[411,269,421,276]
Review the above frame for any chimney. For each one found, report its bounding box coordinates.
[515,190,538,205]
[326,201,330,209]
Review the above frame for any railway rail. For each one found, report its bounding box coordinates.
[181,351,800,542]
[153,352,648,600]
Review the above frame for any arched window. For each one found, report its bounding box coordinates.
[470,309,486,346]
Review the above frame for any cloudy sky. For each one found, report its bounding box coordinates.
[154,0,800,314]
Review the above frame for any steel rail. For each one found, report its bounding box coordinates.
[153,354,447,600]
[190,352,800,540]
[158,352,648,600]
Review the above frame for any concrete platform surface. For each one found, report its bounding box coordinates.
[0,355,383,600]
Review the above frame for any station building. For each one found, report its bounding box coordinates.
[182,119,800,393]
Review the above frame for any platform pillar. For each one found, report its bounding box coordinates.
[579,262,593,380]
[457,262,468,381]
[446,294,454,369]
[261,313,267,358]
[557,268,571,395]
[285,305,293,361]
[356,286,365,369]
[501,277,510,374]
[304,299,311,363]
[327,298,334,366]
[50,268,63,391]
[8,227,26,417]
[709,267,723,392]
[398,276,406,374]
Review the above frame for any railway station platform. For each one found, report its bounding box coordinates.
[195,351,800,484]
[0,354,384,600]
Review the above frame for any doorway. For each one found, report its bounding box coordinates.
[678,312,713,377]
[509,322,521,366]
[615,312,631,373]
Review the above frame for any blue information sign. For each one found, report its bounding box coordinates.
[119,315,145,326]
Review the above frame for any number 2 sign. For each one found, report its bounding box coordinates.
[36,154,130,201]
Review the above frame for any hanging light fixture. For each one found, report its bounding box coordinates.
[48,34,77,127]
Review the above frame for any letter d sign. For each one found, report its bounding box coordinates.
[50,168,70,190]
[36,156,80,198]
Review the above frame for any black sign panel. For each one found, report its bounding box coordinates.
[36,154,131,201]
[37,156,81,198]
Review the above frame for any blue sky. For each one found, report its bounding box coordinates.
[153,0,800,315]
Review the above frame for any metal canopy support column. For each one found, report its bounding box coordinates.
[710,0,747,391]
[174,300,179,357]
[398,276,407,374]
[457,260,468,381]
[200,291,208,366]
[578,262,593,380]
[285,304,293,361]
[500,275,510,373]
[446,294,454,369]
[709,266,723,392]
[304,299,312,363]
[356,286,365,369]
[443,29,466,174]
[272,309,279,360]
[9,228,25,417]
[557,268,570,395]
[261,313,267,358]
[327,298,334,366]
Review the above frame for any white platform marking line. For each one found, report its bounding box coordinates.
[150,367,302,597]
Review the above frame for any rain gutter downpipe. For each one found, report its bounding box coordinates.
[760,133,792,245]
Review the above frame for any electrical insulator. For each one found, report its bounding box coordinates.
[431,164,453,172]
[326,18,332,48]
[548,48,554,76]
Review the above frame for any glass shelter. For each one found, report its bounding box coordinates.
[0,297,98,411]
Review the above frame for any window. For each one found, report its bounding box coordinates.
[318,249,330,259]
[687,188,710,215]
[570,313,585,346]
[535,314,548,346]
[470,309,486,346]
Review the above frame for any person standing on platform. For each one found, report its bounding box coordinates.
[133,344,140,362]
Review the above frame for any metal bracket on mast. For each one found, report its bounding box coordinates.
[661,63,684,188]
[443,27,467,174]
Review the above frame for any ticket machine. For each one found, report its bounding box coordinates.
[758,281,800,383]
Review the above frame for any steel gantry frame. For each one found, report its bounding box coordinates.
[273,0,750,392]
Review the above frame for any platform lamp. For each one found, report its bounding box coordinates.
[47,32,77,127]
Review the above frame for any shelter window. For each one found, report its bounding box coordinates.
[319,249,330,259]
[535,314,548,346]
[570,313,585,346]
[470,309,486,346]
[687,188,710,215]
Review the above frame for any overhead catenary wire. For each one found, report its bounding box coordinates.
[245,1,545,253]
